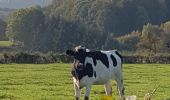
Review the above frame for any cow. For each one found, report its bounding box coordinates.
[66,45,125,100]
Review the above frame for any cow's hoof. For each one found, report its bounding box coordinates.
[84,96,89,100]
[76,97,79,100]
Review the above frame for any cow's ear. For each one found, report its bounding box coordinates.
[66,50,75,56]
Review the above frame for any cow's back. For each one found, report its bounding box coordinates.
[84,50,123,85]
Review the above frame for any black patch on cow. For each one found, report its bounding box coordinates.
[110,55,117,67]
[115,51,123,63]
[72,62,93,81]
[94,71,96,77]
[92,58,97,66]
[87,51,109,68]
[72,62,86,81]
[85,63,93,78]
[74,50,86,64]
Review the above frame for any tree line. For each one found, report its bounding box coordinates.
[1,0,170,56]
[0,51,169,64]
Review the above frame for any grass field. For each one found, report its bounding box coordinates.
[0,64,170,100]
[0,41,13,47]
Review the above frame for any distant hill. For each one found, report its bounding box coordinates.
[0,0,52,9]
[0,8,14,21]
[0,0,52,21]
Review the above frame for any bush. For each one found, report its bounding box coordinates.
[0,51,169,64]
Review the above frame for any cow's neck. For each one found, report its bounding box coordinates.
[74,59,84,67]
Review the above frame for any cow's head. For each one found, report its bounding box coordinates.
[66,45,87,63]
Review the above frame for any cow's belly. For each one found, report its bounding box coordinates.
[94,79,110,85]
[93,67,115,85]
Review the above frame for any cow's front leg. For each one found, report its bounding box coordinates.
[84,85,92,100]
[104,81,112,96]
[74,83,81,100]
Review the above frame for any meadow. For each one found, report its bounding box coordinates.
[0,41,13,47]
[0,63,169,100]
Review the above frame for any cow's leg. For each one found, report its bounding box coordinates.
[84,85,92,100]
[74,83,81,100]
[104,81,112,95]
[116,73,125,100]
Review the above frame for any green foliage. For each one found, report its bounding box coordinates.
[6,7,45,51]
[160,21,170,52]
[49,0,170,35]
[4,0,170,53]
[136,23,170,56]
[0,19,7,40]
[102,35,120,50]
[44,0,170,52]
[137,24,163,56]
[0,64,169,100]
[117,31,140,51]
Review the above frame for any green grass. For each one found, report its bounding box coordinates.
[0,64,169,100]
[0,41,13,47]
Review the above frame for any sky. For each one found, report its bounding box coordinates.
[0,0,52,9]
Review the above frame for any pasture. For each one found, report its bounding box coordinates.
[0,64,169,100]
[0,41,13,47]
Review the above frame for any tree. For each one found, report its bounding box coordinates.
[165,0,170,20]
[4,0,170,52]
[137,24,163,56]
[112,0,149,35]
[6,7,45,51]
[0,19,7,40]
[102,34,121,50]
[160,21,170,53]
[135,0,167,24]
[117,31,140,52]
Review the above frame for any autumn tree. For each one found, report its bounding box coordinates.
[160,21,170,53]
[137,24,163,56]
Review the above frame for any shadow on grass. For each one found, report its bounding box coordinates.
[166,98,170,100]
[0,94,18,100]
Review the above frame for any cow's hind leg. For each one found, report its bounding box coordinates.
[104,81,112,96]
[116,72,125,100]
[116,74,125,100]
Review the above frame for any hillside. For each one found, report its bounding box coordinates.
[0,0,52,9]
[0,0,52,21]
[0,8,13,21]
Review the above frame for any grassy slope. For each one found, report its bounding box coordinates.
[0,41,13,47]
[0,64,169,100]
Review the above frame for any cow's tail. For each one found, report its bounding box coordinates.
[115,51,123,68]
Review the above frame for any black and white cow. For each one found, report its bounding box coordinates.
[66,46,125,100]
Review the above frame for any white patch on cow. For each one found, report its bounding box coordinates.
[75,45,86,51]
[85,49,90,52]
